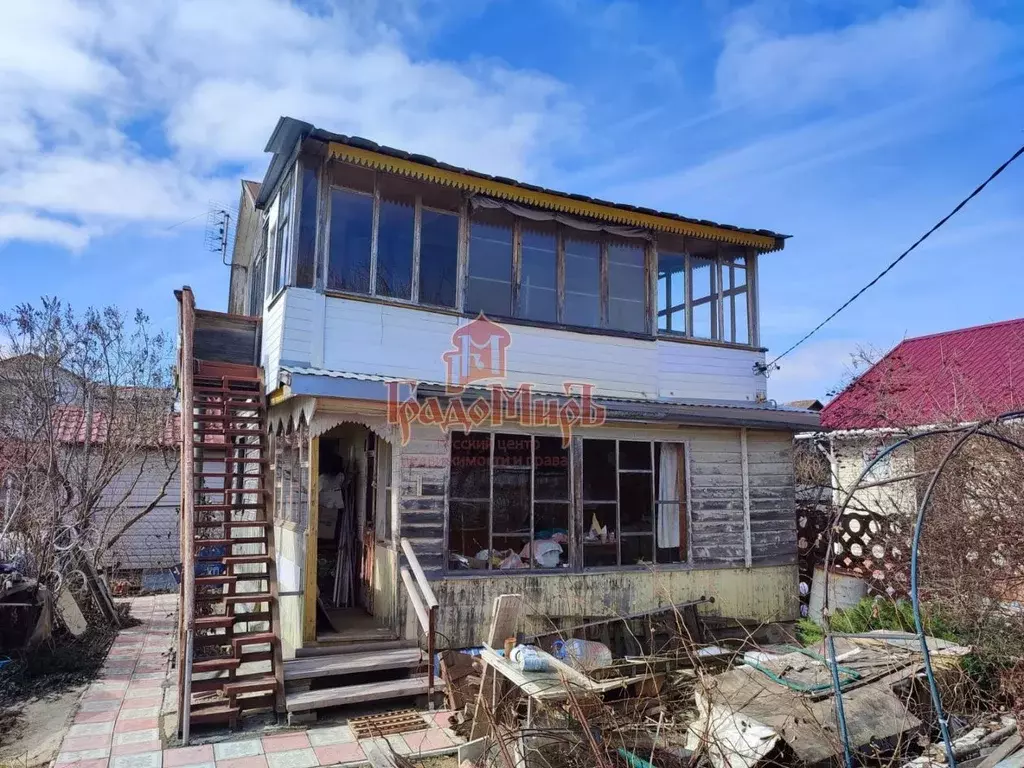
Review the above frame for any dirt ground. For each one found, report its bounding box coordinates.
[0,607,129,763]
[0,683,88,766]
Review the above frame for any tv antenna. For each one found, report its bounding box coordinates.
[204,204,232,265]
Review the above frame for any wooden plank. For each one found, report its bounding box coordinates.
[283,647,422,681]
[285,676,430,712]
[741,427,752,568]
[978,735,1022,768]
[304,435,319,643]
[470,594,524,741]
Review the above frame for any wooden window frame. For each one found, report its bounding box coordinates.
[444,432,691,575]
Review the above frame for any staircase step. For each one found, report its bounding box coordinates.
[189,703,239,725]
[233,632,276,653]
[193,537,267,548]
[286,676,429,714]
[196,575,237,586]
[223,675,278,697]
[195,616,236,630]
[284,648,422,682]
[224,555,271,565]
[221,593,274,605]
[196,472,264,479]
[196,504,264,511]
[195,520,271,529]
[193,657,241,673]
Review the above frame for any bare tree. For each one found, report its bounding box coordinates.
[0,299,178,586]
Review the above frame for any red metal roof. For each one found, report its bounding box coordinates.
[821,318,1024,431]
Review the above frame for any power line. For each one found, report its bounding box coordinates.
[761,141,1024,374]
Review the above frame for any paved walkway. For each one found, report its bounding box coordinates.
[53,596,462,768]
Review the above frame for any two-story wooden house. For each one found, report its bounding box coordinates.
[174,116,819,729]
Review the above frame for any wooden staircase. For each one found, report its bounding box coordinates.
[182,360,284,730]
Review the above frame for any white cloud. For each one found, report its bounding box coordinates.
[0,0,579,250]
[715,0,1006,113]
[0,212,93,251]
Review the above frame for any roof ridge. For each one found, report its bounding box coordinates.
[902,316,1024,344]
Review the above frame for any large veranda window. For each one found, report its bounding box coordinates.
[448,432,570,571]
[327,168,460,309]
[464,212,650,333]
[657,241,752,343]
[582,439,687,568]
[446,432,687,572]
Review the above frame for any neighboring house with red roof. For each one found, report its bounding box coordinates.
[0,354,182,576]
[816,318,1024,520]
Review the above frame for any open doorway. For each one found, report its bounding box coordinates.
[314,423,395,642]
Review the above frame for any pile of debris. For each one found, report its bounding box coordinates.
[441,594,1020,768]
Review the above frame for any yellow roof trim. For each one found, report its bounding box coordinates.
[327,142,780,251]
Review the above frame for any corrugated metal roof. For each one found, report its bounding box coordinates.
[281,366,820,430]
[821,317,1024,430]
[257,117,788,250]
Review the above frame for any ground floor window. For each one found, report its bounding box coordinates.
[446,432,687,572]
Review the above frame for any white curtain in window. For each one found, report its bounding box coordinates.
[657,445,681,548]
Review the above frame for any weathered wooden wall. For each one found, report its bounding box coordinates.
[394,422,796,570]
[431,563,799,647]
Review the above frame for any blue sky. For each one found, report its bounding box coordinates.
[1,0,1022,402]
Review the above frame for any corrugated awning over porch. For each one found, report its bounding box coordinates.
[279,366,821,432]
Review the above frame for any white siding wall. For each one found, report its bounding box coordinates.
[97,451,181,571]
[262,294,285,392]
[269,292,766,401]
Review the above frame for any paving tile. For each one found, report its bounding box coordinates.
[261,734,311,754]
[125,686,162,699]
[113,729,161,746]
[264,749,317,768]
[50,759,108,768]
[112,742,164,757]
[215,757,268,768]
[119,706,161,720]
[111,750,162,768]
[312,743,364,766]
[115,717,160,733]
[381,735,411,756]
[64,735,114,751]
[432,711,453,729]
[122,697,163,710]
[306,727,355,747]
[56,748,111,763]
[213,740,263,761]
[69,722,117,738]
[164,745,215,767]
[403,728,455,754]
[80,699,124,713]
[75,709,120,724]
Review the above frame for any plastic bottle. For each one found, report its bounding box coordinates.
[510,644,549,672]
[551,638,612,670]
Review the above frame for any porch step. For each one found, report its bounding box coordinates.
[294,639,418,658]
[286,675,430,713]
[283,647,423,682]
[195,616,236,630]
